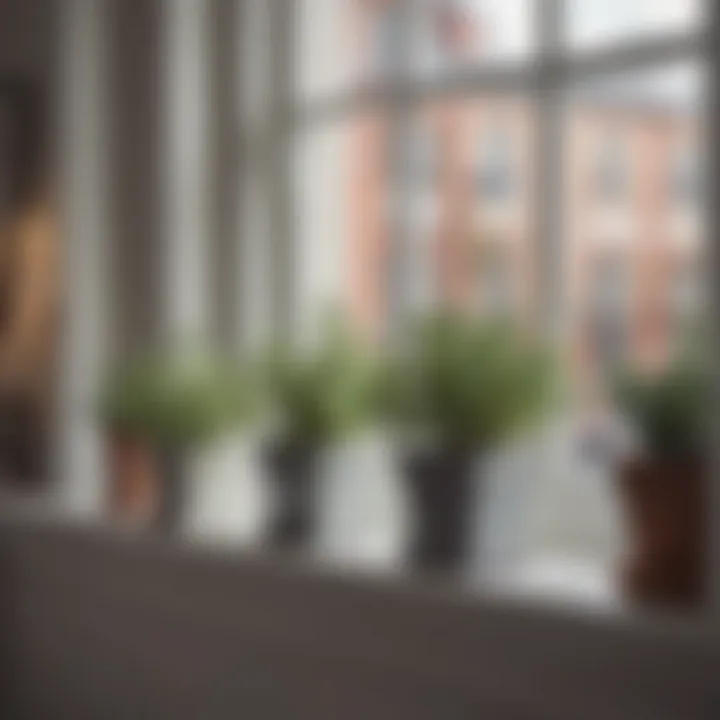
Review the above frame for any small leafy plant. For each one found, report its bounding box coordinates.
[615,360,708,459]
[262,323,380,445]
[99,353,253,448]
[383,312,554,449]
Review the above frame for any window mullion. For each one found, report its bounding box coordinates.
[564,32,705,84]
[235,0,275,352]
[268,0,297,343]
[386,0,420,339]
[535,0,566,341]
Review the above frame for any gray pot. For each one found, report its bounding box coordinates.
[263,440,321,551]
[402,446,481,574]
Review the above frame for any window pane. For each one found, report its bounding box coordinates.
[295,1,537,99]
[567,0,705,50]
[295,0,357,102]
[293,97,539,340]
[566,64,705,392]
[401,97,537,322]
[293,111,392,339]
[411,0,536,77]
[552,63,707,608]
[295,0,408,102]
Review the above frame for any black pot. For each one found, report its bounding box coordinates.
[154,446,191,534]
[402,446,479,574]
[263,440,321,550]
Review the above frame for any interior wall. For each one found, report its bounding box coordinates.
[0,0,60,483]
[105,0,165,357]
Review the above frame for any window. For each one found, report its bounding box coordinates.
[565,62,705,397]
[476,121,516,203]
[238,0,711,612]
[416,0,536,75]
[395,95,535,323]
[404,124,438,191]
[567,0,704,49]
[294,110,393,340]
[594,131,629,204]
[295,0,397,101]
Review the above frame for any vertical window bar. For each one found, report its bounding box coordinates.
[386,0,420,340]
[535,0,567,342]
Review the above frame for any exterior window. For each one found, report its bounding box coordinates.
[432,2,478,61]
[568,0,703,49]
[419,0,535,73]
[406,126,438,190]
[595,132,629,204]
[284,0,710,616]
[476,124,515,202]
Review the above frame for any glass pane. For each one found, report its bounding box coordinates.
[559,63,707,610]
[411,0,536,77]
[401,96,537,323]
[567,0,705,50]
[293,99,538,340]
[566,64,705,392]
[295,1,537,99]
[295,0,408,101]
[293,110,393,340]
[295,0,358,102]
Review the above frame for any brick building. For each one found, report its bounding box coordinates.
[344,1,702,394]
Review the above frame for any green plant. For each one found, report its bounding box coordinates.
[263,322,380,444]
[383,312,554,448]
[615,360,708,458]
[99,353,253,447]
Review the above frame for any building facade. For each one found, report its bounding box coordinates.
[344,1,702,395]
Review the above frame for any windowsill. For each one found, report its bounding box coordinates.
[0,495,711,648]
[0,411,705,633]
[2,481,708,641]
[2,497,715,720]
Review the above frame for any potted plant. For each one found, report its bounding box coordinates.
[99,354,251,532]
[99,360,162,525]
[614,360,708,607]
[261,323,379,550]
[384,312,553,573]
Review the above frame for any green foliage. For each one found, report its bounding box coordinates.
[615,360,708,458]
[98,353,254,447]
[383,312,554,448]
[263,322,380,444]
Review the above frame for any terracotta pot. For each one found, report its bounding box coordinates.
[402,447,480,574]
[107,433,159,524]
[617,456,705,608]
